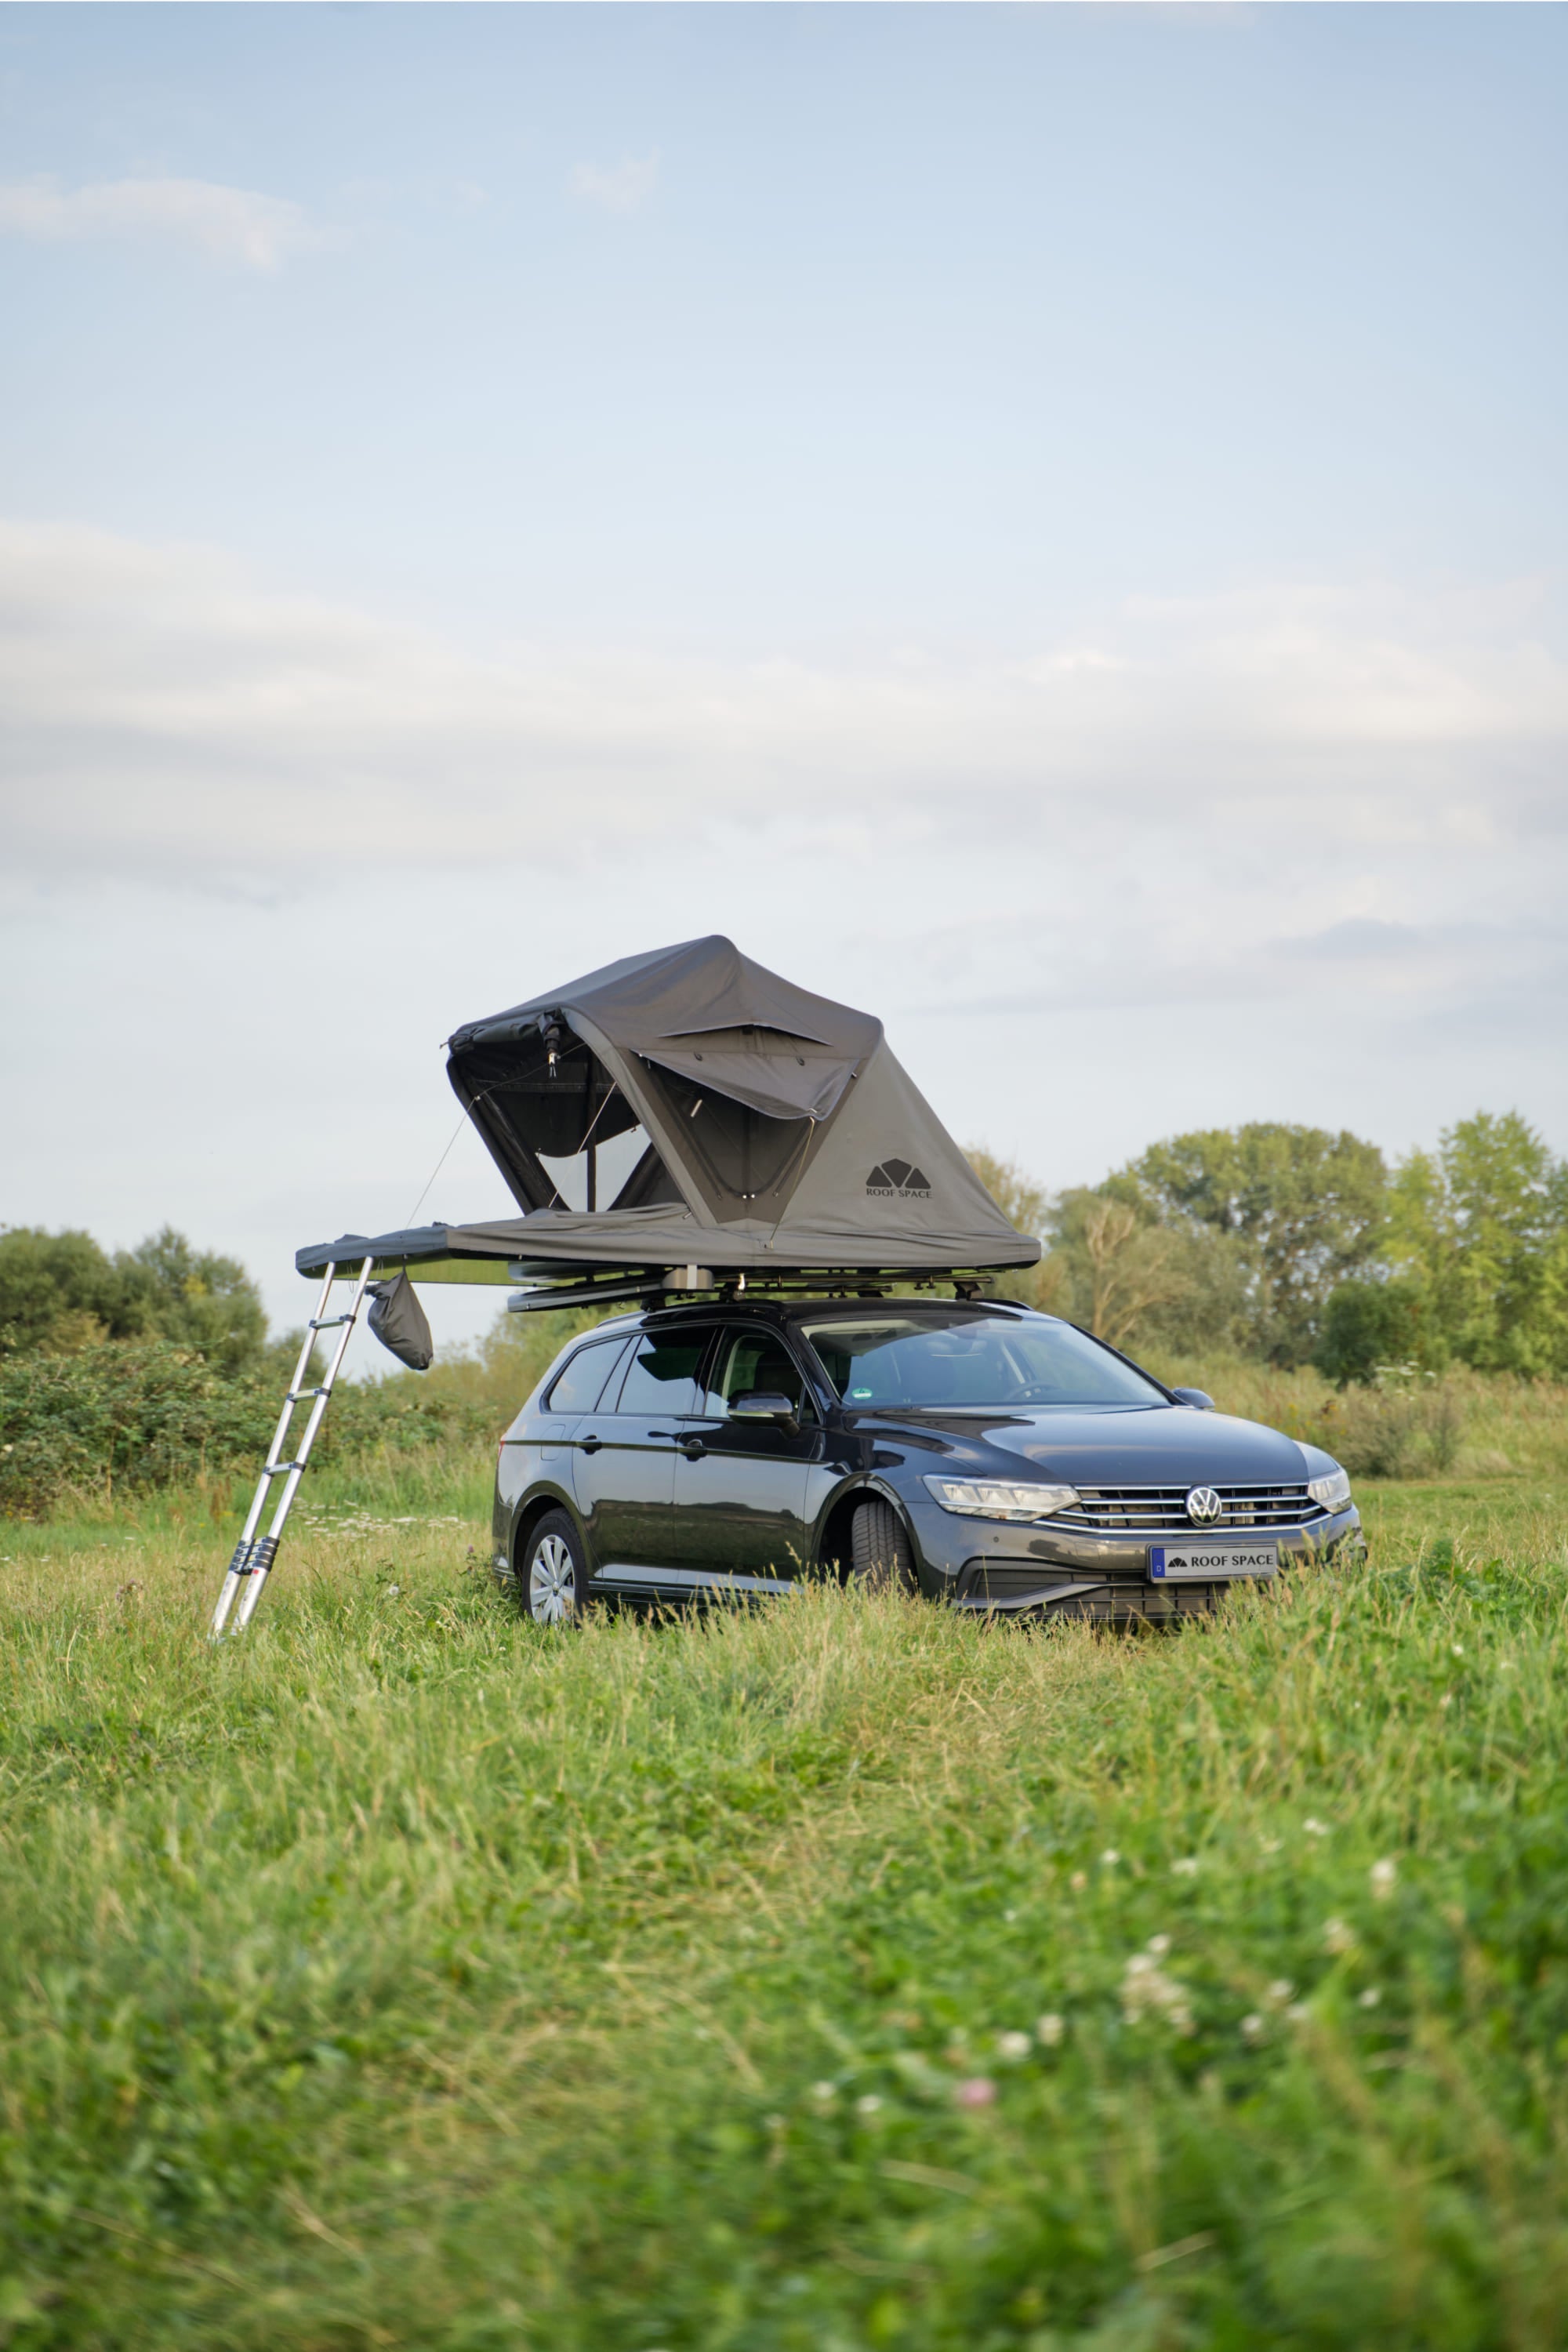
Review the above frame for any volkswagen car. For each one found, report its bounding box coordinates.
[492,1297,1362,1626]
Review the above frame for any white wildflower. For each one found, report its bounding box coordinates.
[855,2093,882,2116]
[1146,1934,1172,1958]
[1267,1979,1295,2005]
[1286,2003,1309,2024]
[1323,1918,1356,1955]
[1303,1817,1330,1838]
[1259,1836,1283,1855]
[1369,1857,1397,1900]
[996,2031,1032,2062]
[1240,2013,1265,2042]
[1101,1849,1121,1867]
[1171,1857,1200,1878]
[1069,1871,1088,1893]
[1439,1693,1454,1710]
[1359,1987,1381,2009]
[1122,1952,1195,2034]
[1036,2013,1065,2047]
[810,2081,837,2105]
[1451,1643,1465,1657]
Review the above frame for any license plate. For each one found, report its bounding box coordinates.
[1149,1541,1278,1581]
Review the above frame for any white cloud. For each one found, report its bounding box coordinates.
[1,518,1564,1055]
[2,522,1565,1331]
[569,151,660,216]
[0,176,325,271]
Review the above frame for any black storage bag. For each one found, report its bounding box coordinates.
[366,1272,434,1371]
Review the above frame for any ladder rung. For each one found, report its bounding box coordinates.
[285,1385,330,1403]
[261,1459,309,1478]
[310,1313,356,1330]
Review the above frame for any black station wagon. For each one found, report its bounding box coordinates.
[492,1297,1362,1625]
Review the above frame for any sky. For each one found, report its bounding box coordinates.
[2,3,1565,1356]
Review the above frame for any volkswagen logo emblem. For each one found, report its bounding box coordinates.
[1185,1486,1222,1526]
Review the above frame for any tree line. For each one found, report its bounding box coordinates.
[3,1106,1566,1398]
[970,1110,1568,1381]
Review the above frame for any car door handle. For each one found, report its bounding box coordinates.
[579,1434,603,1454]
[678,1437,707,1459]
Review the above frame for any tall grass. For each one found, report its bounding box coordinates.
[2,1461,1567,2348]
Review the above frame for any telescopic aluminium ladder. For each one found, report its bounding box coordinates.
[209,1255,375,1638]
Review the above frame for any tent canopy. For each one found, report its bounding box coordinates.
[298,936,1040,1290]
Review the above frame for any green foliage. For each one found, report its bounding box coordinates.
[1045,1188,1252,1355]
[121,1227,267,1374]
[0,1225,267,1374]
[964,1149,1064,1312]
[1386,1113,1568,1377]
[2,1471,1566,2346]
[1314,1275,1443,1385]
[976,1112,1568,1380]
[1117,1123,1389,1364]
[0,1342,502,1521]
[0,1228,151,1356]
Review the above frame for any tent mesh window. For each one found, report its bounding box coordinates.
[636,1047,826,1219]
[452,1033,676,1214]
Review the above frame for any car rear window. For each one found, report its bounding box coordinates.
[544,1336,631,1415]
[798,1310,1165,1410]
[612,1331,710,1417]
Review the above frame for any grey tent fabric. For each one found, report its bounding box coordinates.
[366,1272,434,1370]
[298,938,1040,1287]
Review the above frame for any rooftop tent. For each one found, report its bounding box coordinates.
[297,936,1040,1291]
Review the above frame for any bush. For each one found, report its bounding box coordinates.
[1316,1277,1441,1385]
[0,1341,503,1520]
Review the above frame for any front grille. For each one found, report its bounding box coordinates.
[1054,1483,1323,1534]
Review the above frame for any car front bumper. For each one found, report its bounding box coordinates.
[928,1506,1363,1621]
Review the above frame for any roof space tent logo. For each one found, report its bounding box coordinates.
[866,1158,931,1199]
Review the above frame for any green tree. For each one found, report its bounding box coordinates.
[1314,1276,1439,1385]
[0,1225,267,1374]
[1388,1113,1568,1375]
[965,1148,1069,1313]
[123,1228,267,1374]
[0,1228,149,1356]
[1117,1123,1388,1364]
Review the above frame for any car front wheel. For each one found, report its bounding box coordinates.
[521,1510,586,1626]
[849,1497,917,1595]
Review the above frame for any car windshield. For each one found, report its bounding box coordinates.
[797,1309,1167,1410]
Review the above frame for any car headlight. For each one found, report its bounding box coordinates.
[922,1475,1080,1523]
[1307,1466,1352,1513]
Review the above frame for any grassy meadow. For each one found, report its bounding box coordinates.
[2,1370,1567,2350]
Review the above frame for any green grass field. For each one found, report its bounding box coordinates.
[3,1417,1567,2349]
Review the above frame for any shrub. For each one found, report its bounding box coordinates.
[0,1342,501,1520]
[1316,1277,1441,1385]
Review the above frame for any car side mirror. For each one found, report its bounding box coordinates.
[1170,1386,1215,1412]
[729,1389,800,1433]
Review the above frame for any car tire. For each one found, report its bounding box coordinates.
[521,1509,587,1627]
[849,1497,917,1595]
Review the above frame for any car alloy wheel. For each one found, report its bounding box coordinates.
[524,1510,584,1626]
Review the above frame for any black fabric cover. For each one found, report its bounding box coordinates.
[298,938,1041,1286]
[366,1272,434,1371]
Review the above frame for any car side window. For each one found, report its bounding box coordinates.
[611,1330,710,1417]
[708,1327,815,1421]
[544,1336,631,1415]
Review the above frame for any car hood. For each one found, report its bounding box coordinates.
[851,1403,1309,1486]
